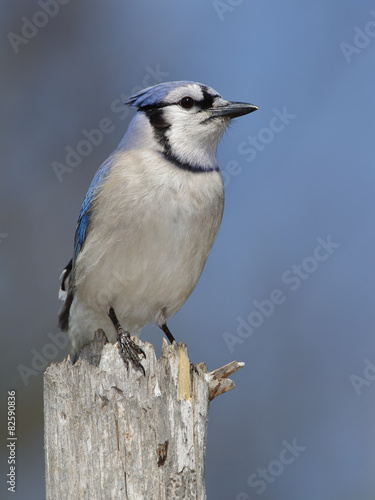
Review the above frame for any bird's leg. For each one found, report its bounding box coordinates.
[160,323,176,344]
[108,307,146,376]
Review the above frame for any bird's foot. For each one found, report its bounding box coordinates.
[117,327,146,376]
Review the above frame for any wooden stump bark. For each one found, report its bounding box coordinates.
[44,336,244,499]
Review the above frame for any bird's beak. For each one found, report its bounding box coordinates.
[210,101,259,119]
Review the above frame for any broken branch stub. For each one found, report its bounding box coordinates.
[44,336,244,499]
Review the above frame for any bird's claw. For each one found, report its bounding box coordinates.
[117,328,146,376]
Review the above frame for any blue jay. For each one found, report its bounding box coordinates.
[59,81,257,372]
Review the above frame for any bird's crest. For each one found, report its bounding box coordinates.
[126,81,214,109]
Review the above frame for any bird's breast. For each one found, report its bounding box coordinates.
[74,150,224,328]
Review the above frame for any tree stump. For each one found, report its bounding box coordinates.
[44,335,244,499]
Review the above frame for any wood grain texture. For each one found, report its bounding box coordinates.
[44,337,244,499]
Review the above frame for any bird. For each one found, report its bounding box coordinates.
[58,80,258,373]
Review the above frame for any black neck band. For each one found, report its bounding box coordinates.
[161,151,219,173]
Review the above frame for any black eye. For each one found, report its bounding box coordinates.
[180,96,195,109]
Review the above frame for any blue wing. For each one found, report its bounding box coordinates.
[73,157,112,264]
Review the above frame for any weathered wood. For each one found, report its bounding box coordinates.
[44,337,244,499]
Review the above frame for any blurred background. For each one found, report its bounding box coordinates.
[1,0,375,498]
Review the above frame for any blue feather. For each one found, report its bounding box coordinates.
[126,81,198,108]
[73,158,112,263]
[73,81,215,263]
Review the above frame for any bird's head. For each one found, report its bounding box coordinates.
[124,81,258,172]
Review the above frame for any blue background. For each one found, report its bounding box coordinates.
[1,0,375,498]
